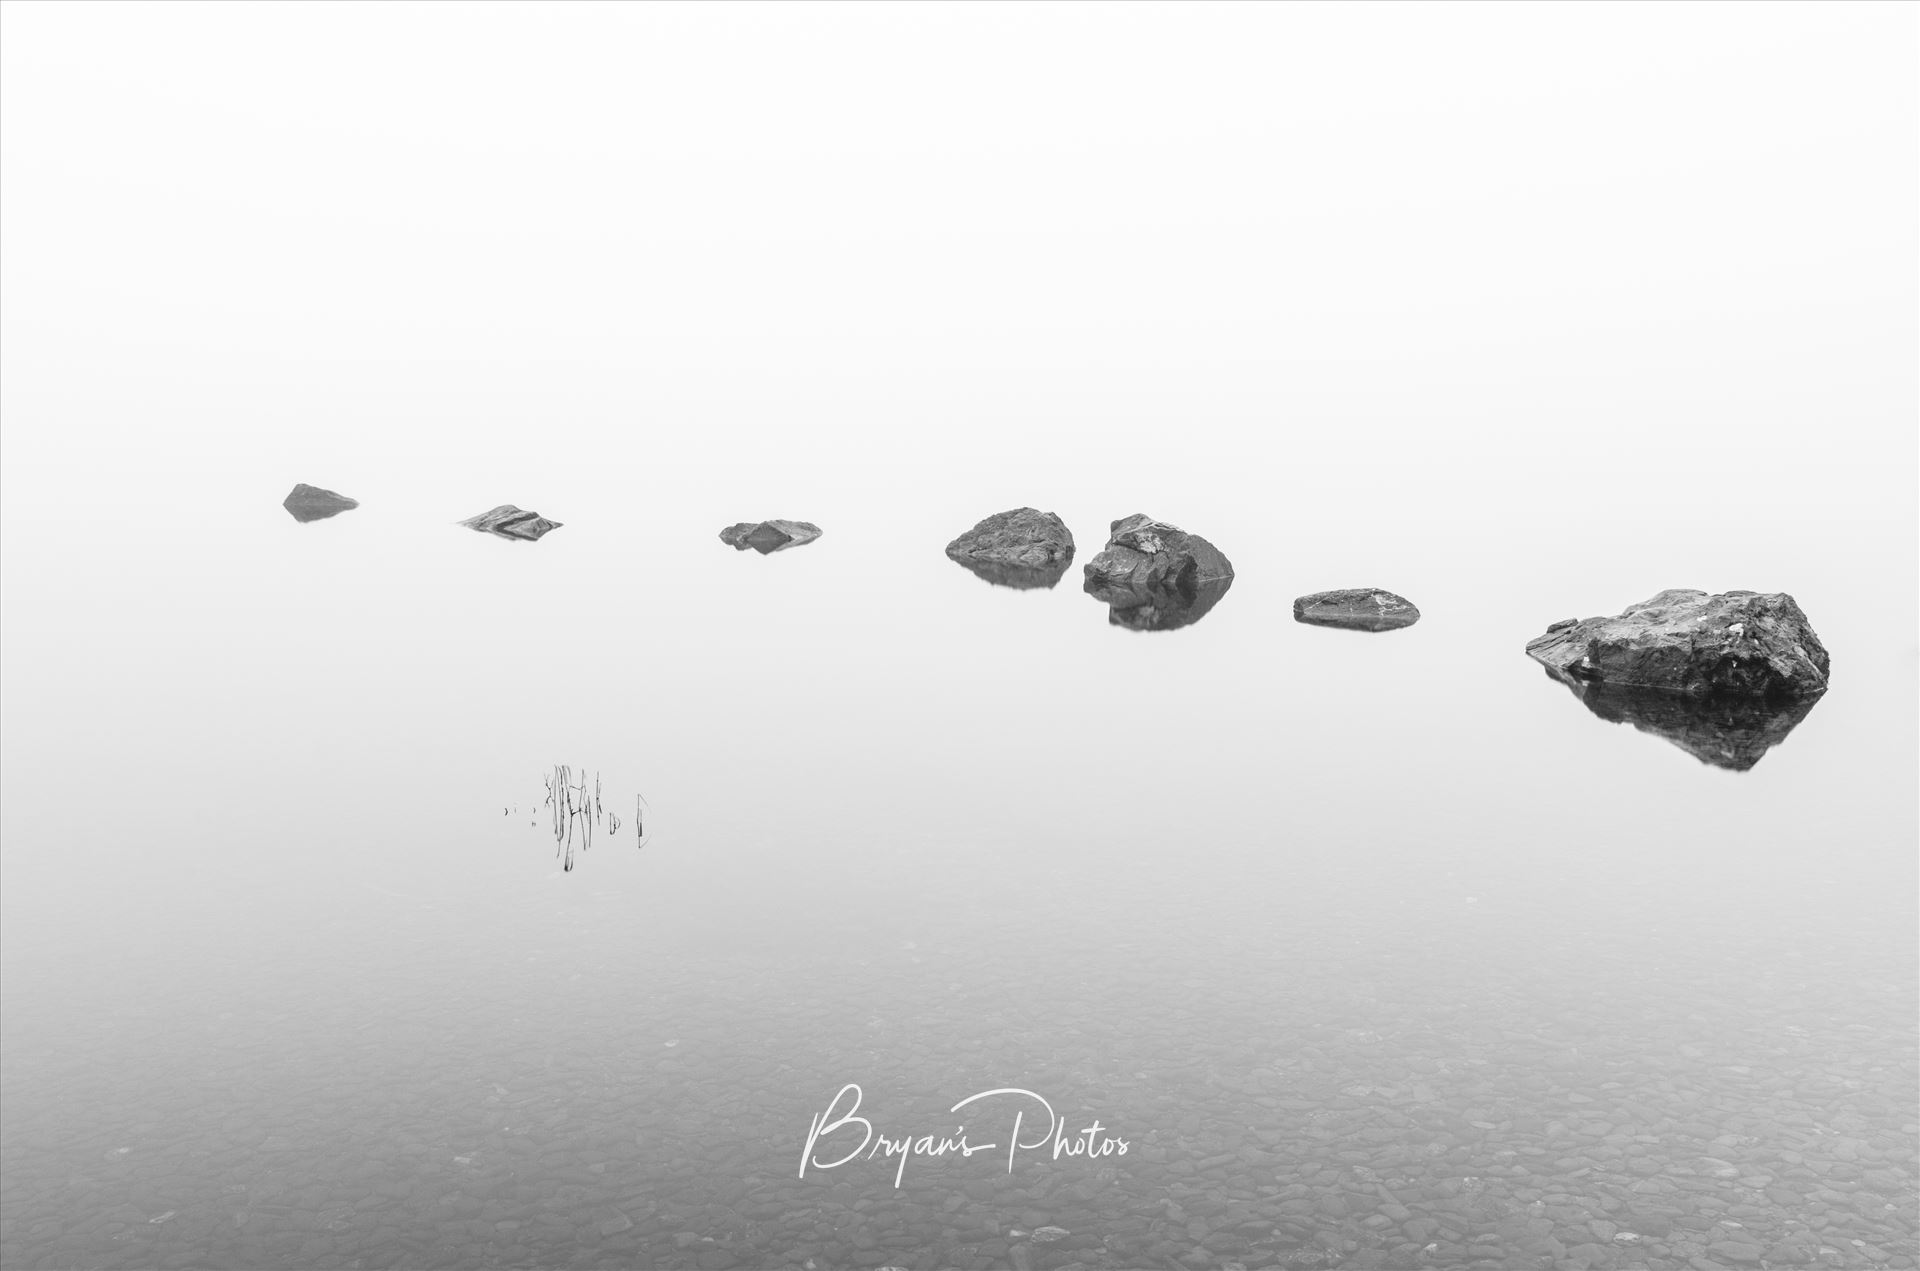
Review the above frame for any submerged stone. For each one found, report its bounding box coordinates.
[1525,589,1829,697]
[1293,588,1420,631]
[1083,513,1234,632]
[945,508,1074,588]
[1537,667,1823,770]
[719,520,822,554]
[282,483,358,523]
[460,505,563,540]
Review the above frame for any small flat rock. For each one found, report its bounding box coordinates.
[1293,588,1420,631]
[1030,1226,1071,1242]
[946,508,1074,588]
[460,505,563,541]
[719,519,822,554]
[283,483,359,523]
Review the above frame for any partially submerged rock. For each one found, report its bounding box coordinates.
[282,483,358,523]
[945,508,1074,589]
[460,505,563,541]
[1294,588,1420,632]
[1083,514,1234,631]
[1525,589,1829,698]
[719,520,822,554]
[1538,669,1823,770]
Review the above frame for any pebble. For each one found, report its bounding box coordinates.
[3,959,1910,1271]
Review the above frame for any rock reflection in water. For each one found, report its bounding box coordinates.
[1538,667,1823,770]
[949,556,1073,590]
[541,765,649,871]
[1090,573,1234,631]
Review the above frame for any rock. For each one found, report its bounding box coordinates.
[1293,588,1420,631]
[282,483,358,523]
[1082,513,1234,632]
[1030,1227,1071,1243]
[1534,665,1824,770]
[945,508,1074,589]
[719,520,822,554]
[460,505,563,541]
[1525,589,1829,697]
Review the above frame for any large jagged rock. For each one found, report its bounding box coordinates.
[283,483,358,523]
[945,508,1074,589]
[1294,588,1420,632]
[460,505,563,541]
[1538,668,1823,770]
[1525,590,1829,698]
[719,520,822,554]
[1082,514,1234,632]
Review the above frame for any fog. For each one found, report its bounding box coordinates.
[2,5,1914,1270]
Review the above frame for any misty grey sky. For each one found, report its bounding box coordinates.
[2,3,1914,522]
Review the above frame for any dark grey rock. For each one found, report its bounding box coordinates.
[1525,589,1829,697]
[719,520,822,554]
[1083,513,1234,632]
[460,505,563,541]
[1293,588,1420,632]
[282,483,358,523]
[945,508,1074,589]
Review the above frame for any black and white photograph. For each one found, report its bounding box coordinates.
[1,3,1914,1270]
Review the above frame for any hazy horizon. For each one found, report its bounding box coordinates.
[3,5,1914,1270]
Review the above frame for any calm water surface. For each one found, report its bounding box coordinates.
[1,444,1913,1271]
[2,6,1915,1269]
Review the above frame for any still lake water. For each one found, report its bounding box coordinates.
[0,432,1914,1271]
[2,7,1917,1269]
